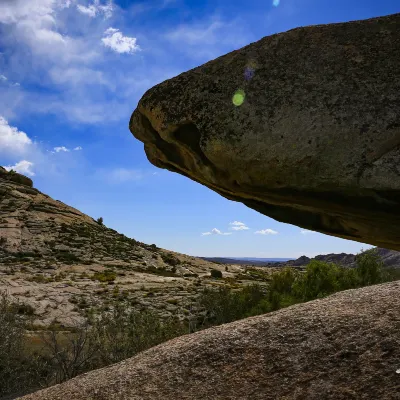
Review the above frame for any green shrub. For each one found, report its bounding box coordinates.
[92,270,117,283]
[161,253,181,266]
[292,260,342,300]
[0,293,43,397]
[210,269,223,279]
[55,251,80,264]
[355,248,385,286]
[96,217,104,225]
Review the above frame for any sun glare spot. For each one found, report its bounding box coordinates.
[232,90,245,106]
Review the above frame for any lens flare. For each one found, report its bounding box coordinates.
[244,66,255,81]
[232,90,245,106]
[273,0,280,7]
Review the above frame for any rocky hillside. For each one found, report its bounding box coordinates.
[19,280,400,400]
[0,167,272,327]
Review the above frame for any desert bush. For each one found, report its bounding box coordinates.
[210,269,223,279]
[55,251,80,264]
[0,293,45,398]
[92,270,117,283]
[292,260,343,300]
[88,306,185,366]
[355,248,386,285]
[161,253,181,266]
[96,217,104,225]
[197,284,268,326]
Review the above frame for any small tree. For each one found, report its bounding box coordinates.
[96,217,103,225]
[355,248,385,285]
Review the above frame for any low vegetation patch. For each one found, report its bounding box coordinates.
[91,270,117,283]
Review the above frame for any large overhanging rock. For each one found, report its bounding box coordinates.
[130,13,400,251]
[19,281,400,399]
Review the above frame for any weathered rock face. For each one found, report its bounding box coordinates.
[130,13,400,251]
[19,281,400,400]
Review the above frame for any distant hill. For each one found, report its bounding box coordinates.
[203,249,400,269]
[200,257,294,266]
[265,248,400,269]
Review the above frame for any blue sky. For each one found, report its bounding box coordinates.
[0,0,398,258]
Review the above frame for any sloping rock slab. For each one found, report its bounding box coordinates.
[130,13,400,251]
[20,281,400,400]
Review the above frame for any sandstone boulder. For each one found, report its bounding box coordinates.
[20,281,400,399]
[130,13,400,250]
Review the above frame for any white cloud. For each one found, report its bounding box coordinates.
[60,0,75,8]
[0,75,8,81]
[102,28,140,54]
[255,229,278,235]
[54,146,70,152]
[48,67,112,88]
[202,228,232,236]
[300,229,316,235]
[76,0,113,18]
[4,160,35,176]
[165,16,251,60]
[229,221,249,231]
[0,116,32,155]
[105,168,144,183]
[74,146,82,151]
[0,0,99,67]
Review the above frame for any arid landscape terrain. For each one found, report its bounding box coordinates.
[0,4,399,400]
[0,167,281,328]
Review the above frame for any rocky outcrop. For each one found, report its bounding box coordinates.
[0,166,33,187]
[19,281,400,400]
[130,13,400,251]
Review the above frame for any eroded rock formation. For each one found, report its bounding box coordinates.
[20,281,400,400]
[130,13,400,250]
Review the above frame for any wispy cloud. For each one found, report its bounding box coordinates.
[74,146,83,151]
[229,221,250,231]
[54,146,70,153]
[165,15,252,60]
[201,228,232,236]
[102,28,141,54]
[255,229,278,235]
[5,160,35,176]
[76,0,113,18]
[98,167,152,184]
